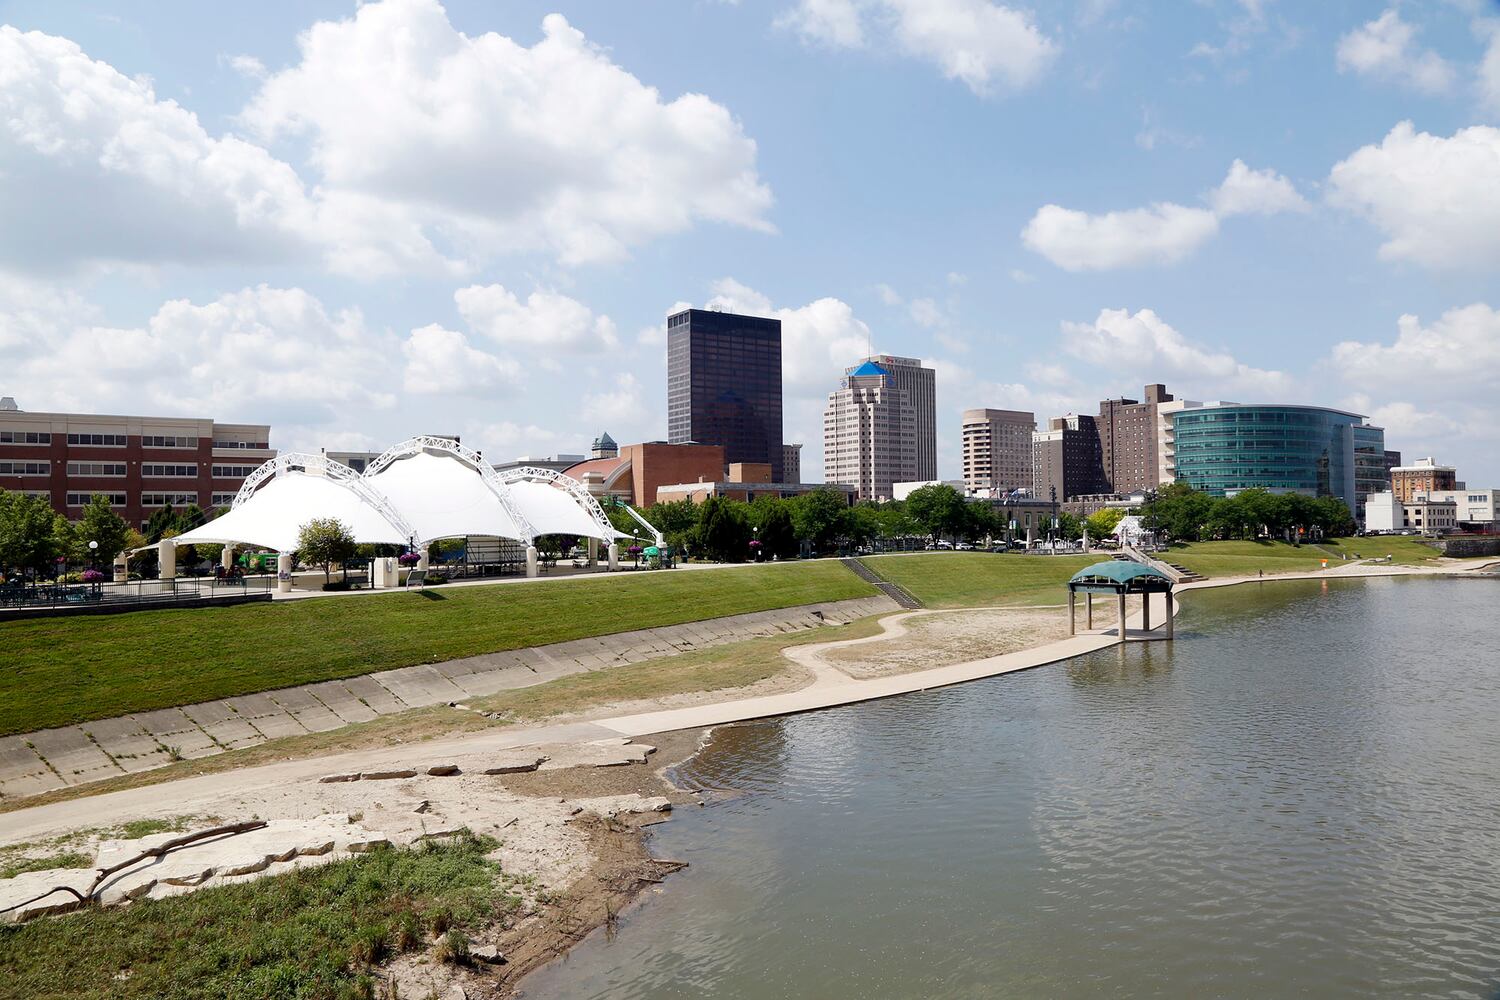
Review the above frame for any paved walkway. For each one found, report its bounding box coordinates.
[0,594,896,801]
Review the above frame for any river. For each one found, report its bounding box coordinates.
[520,576,1500,999]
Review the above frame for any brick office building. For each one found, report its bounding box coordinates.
[0,397,274,529]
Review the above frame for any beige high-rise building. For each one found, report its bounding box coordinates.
[823,360,916,501]
[845,355,935,481]
[961,408,1035,492]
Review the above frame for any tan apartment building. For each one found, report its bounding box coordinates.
[823,360,917,501]
[961,408,1035,493]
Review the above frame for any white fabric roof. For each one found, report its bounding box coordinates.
[506,479,614,541]
[174,474,408,552]
[366,451,524,545]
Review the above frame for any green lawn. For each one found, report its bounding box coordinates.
[0,561,873,737]
[1165,536,1443,578]
[859,552,1098,608]
[0,833,510,1000]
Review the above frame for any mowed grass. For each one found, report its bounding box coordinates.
[0,833,509,1000]
[860,552,1098,608]
[0,561,874,737]
[1166,537,1443,578]
[0,615,890,815]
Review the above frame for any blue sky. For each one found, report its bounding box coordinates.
[2,0,1498,484]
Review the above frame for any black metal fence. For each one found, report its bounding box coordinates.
[0,575,275,614]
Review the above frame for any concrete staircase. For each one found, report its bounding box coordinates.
[1124,546,1206,584]
[842,558,923,609]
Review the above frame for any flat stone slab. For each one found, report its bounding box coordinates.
[132,708,220,759]
[340,675,408,715]
[537,741,655,771]
[268,688,345,733]
[221,694,307,740]
[0,735,65,799]
[181,701,265,751]
[27,726,122,785]
[482,753,549,775]
[83,716,168,773]
[302,682,380,725]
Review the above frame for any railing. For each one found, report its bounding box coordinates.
[0,574,275,612]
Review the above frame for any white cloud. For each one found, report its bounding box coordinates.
[226,54,267,79]
[1022,160,1306,270]
[401,324,519,395]
[909,297,944,327]
[1060,307,1293,396]
[1478,19,1500,115]
[875,282,904,306]
[1336,9,1455,95]
[242,2,773,267]
[1210,159,1310,216]
[1009,268,1036,283]
[455,285,619,351]
[8,285,399,440]
[636,324,667,348]
[777,0,866,47]
[1327,122,1500,269]
[946,271,968,286]
[777,0,1058,95]
[1330,302,1500,390]
[581,372,651,432]
[1022,203,1220,271]
[703,278,873,393]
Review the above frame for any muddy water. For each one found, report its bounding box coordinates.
[521,576,1500,999]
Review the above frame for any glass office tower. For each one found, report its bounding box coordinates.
[1171,405,1381,516]
[666,308,784,482]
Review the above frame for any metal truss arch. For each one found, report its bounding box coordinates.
[495,465,621,542]
[363,436,538,545]
[233,451,415,541]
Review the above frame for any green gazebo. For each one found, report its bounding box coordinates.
[1067,561,1176,642]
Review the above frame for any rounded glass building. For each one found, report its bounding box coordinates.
[1169,405,1379,514]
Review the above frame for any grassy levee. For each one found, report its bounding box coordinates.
[859,552,1098,608]
[0,561,874,737]
[1166,536,1443,579]
[0,833,510,1000]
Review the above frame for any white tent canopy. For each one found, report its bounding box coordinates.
[175,473,408,553]
[176,437,626,552]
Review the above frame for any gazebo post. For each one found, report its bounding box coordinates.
[1166,590,1174,639]
[1086,592,1093,630]
[1117,589,1127,643]
[1141,591,1151,632]
[1068,589,1076,635]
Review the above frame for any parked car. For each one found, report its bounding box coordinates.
[955,542,974,551]
[935,540,954,550]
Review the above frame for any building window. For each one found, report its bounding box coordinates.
[0,461,50,476]
[67,492,127,507]
[142,464,198,478]
[0,430,50,444]
[212,439,270,450]
[66,432,129,446]
[141,492,198,507]
[65,462,127,477]
[211,492,238,506]
[142,435,197,448]
[211,464,262,478]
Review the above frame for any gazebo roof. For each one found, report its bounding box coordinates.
[1068,560,1175,593]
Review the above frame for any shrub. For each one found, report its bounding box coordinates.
[433,929,469,966]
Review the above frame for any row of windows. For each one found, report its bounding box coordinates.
[66,462,127,477]
[0,461,49,476]
[0,430,50,444]
[212,440,270,450]
[67,492,127,507]
[211,465,261,478]
[141,464,198,478]
[140,492,199,507]
[142,435,197,448]
[68,433,128,446]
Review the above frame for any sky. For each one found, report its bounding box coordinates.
[1,0,1498,484]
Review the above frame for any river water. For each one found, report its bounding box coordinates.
[520,576,1500,999]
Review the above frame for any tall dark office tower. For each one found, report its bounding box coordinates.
[666,308,784,482]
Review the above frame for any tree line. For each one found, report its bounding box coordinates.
[1136,483,1356,542]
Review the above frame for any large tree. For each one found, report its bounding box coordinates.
[74,495,131,565]
[904,483,970,541]
[0,490,65,577]
[297,517,358,585]
[695,495,750,562]
[790,487,849,553]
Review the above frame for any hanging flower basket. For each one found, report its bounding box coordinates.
[398,552,421,566]
[81,569,106,583]
[627,545,643,555]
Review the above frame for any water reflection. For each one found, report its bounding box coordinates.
[522,577,1500,1000]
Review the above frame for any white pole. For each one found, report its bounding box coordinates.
[158,538,177,581]
[526,545,539,578]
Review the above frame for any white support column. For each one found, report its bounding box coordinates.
[277,553,293,594]
[526,545,539,578]
[1117,590,1127,644]
[158,538,177,581]
[608,542,619,571]
[587,537,598,567]
[221,544,235,571]
[113,553,128,584]
[417,550,429,573]
[1068,590,1076,635]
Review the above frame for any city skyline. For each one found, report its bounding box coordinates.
[1,1,1497,484]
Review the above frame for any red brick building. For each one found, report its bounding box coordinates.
[562,440,726,507]
[0,397,274,529]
